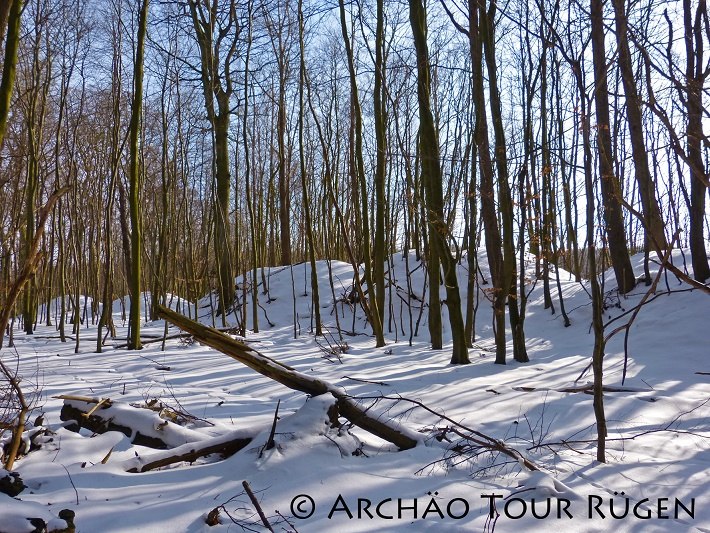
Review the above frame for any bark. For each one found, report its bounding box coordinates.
[271,6,292,267]
[409,0,469,364]
[60,400,173,449]
[684,0,710,282]
[243,2,259,332]
[297,0,322,336]
[373,0,387,333]
[127,0,149,350]
[582,8,609,459]
[0,0,11,46]
[0,0,22,149]
[338,0,385,346]
[126,432,253,473]
[277,80,291,266]
[187,0,237,313]
[591,0,636,294]
[611,0,667,252]
[21,3,52,336]
[464,140,478,347]
[482,0,527,362]
[466,0,506,363]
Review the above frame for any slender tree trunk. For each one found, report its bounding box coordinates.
[591,0,636,294]
[467,0,506,363]
[338,0,384,346]
[611,0,667,252]
[482,0,527,362]
[21,4,51,336]
[409,0,469,364]
[373,0,387,333]
[0,0,22,149]
[243,1,259,333]
[276,30,292,267]
[98,17,123,352]
[127,0,149,350]
[297,0,321,336]
[187,0,237,313]
[684,0,710,282]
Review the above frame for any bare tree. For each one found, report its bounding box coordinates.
[127,0,149,350]
[591,0,636,294]
[409,0,469,364]
[187,0,240,316]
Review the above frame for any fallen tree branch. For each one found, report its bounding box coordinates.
[0,186,71,349]
[512,385,650,394]
[355,393,538,471]
[528,397,710,452]
[124,429,254,473]
[155,304,419,450]
[112,332,193,349]
[242,480,274,532]
[342,376,389,386]
[620,200,710,295]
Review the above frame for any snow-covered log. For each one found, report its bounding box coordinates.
[123,429,254,473]
[58,395,206,449]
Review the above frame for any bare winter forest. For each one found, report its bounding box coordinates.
[0,0,709,531]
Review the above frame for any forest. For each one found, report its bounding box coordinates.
[0,0,708,531]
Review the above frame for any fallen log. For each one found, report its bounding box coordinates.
[56,396,257,472]
[123,429,254,473]
[155,304,420,450]
[58,395,207,449]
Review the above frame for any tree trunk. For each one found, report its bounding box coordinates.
[611,0,667,252]
[482,0,528,363]
[467,0,506,363]
[156,304,419,450]
[297,0,322,336]
[0,0,22,150]
[684,0,710,282]
[373,0,387,334]
[338,0,385,347]
[409,0,469,364]
[187,0,237,314]
[127,0,149,350]
[590,0,636,294]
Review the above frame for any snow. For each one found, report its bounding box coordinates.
[1,250,708,531]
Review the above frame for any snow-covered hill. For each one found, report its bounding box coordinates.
[1,250,708,532]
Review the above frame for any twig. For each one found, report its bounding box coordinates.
[529,397,710,451]
[83,398,112,418]
[356,393,538,471]
[274,510,299,533]
[260,400,280,457]
[242,480,274,532]
[512,385,649,394]
[342,376,389,386]
[61,464,79,505]
[604,235,677,384]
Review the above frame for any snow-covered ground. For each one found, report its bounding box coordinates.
[1,250,708,532]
